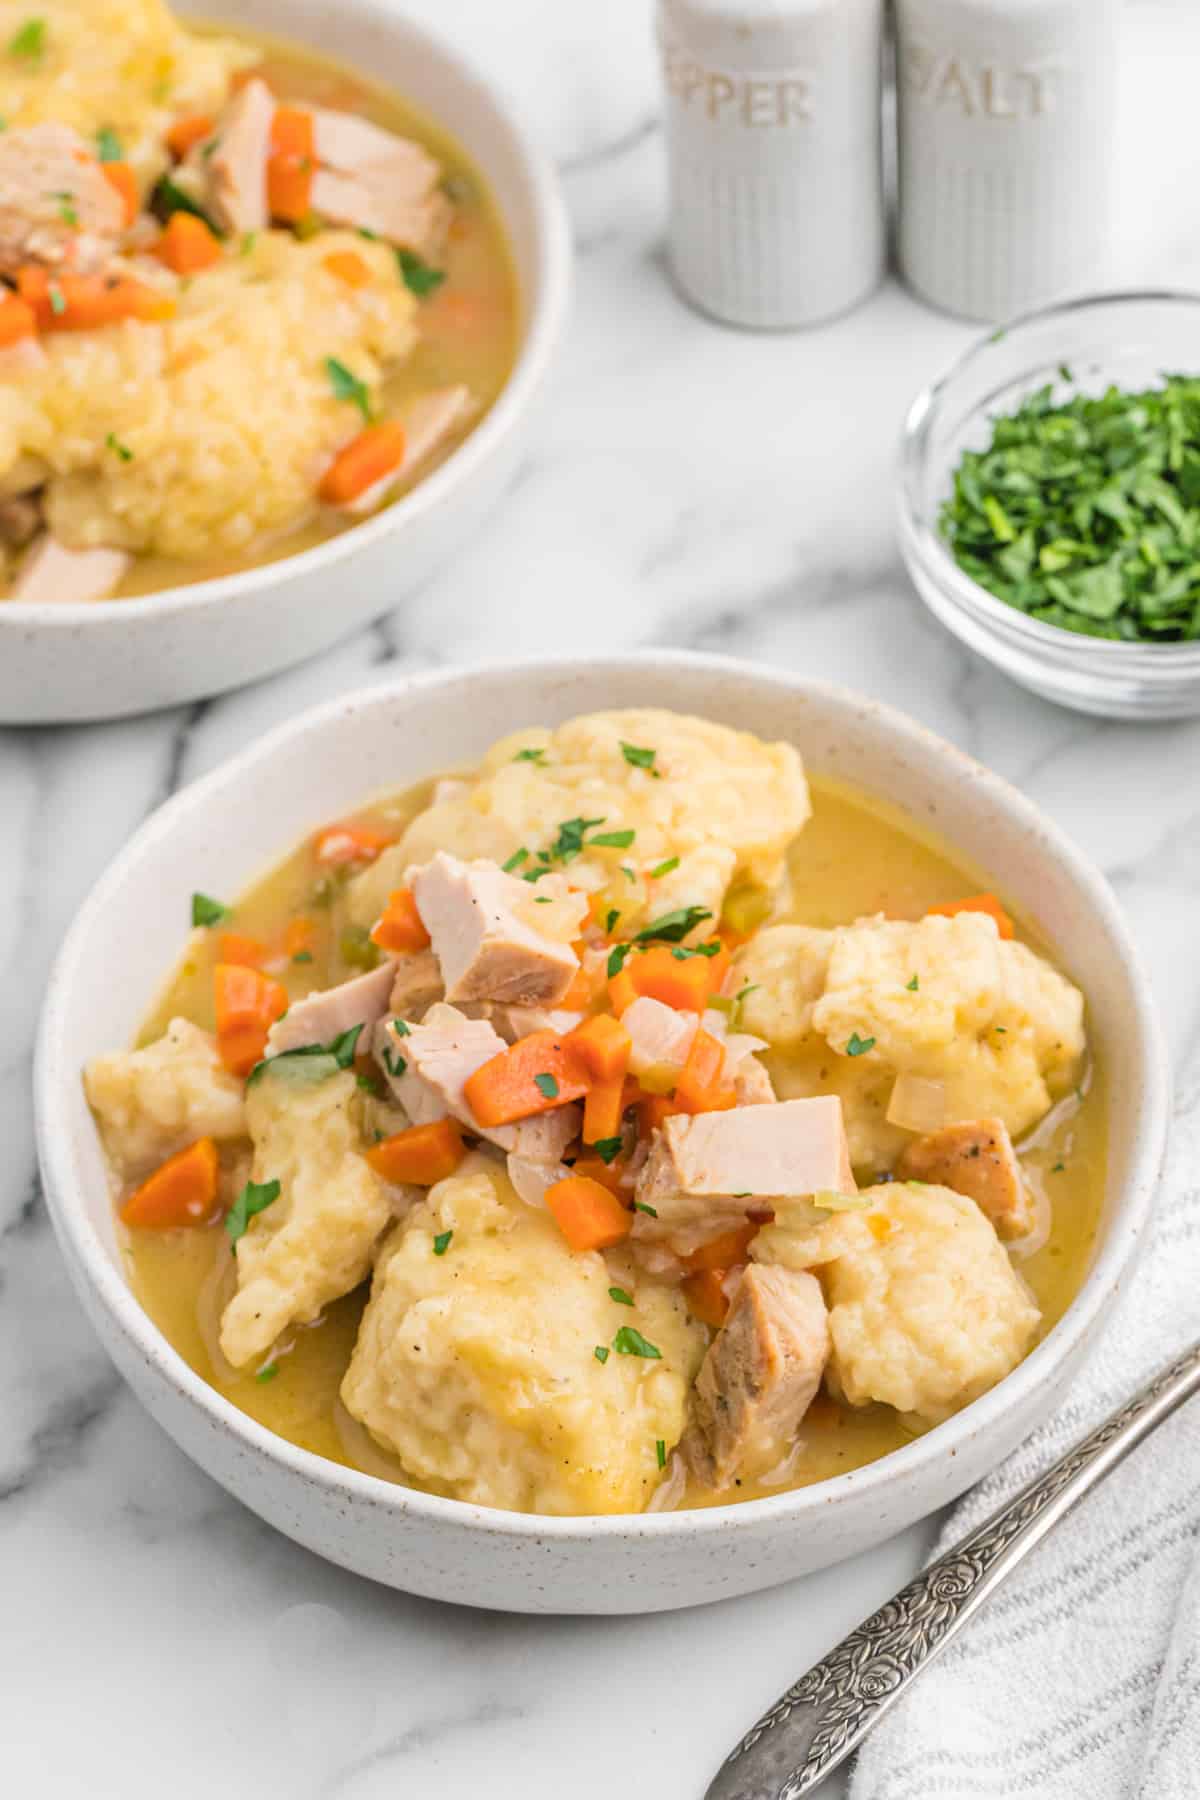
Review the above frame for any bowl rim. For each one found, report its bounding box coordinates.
[35,649,1171,1542]
[898,286,1200,667]
[0,0,572,632]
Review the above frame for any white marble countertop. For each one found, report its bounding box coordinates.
[5,3,1200,1795]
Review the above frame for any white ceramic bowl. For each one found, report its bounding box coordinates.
[0,0,571,725]
[35,654,1169,1614]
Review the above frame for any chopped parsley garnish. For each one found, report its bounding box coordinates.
[594,1345,609,1364]
[634,906,713,945]
[240,231,258,257]
[8,18,45,60]
[845,1033,875,1057]
[226,1177,280,1250]
[994,1025,1007,1034]
[432,1229,453,1256]
[47,282,65,316]
[546,815,606,865]
[246,1023,364,1088]
[589,828,636,849]
[151,174,222,235]
[292,950,314,964]
[325,355,372,422]
[96,126,122,163]
[620,741,658,773]
[592,1136,623,1165]
[906,974,919,991]
[502,847,529,872]
[380,1041,407,1080]
[1051,1160,1065,1172]
[656,1439,666,1469]
[534,1072,559,1100]
[50,190,77,225]
[605,908,620,933]
[105,432,133,462]
[191,891,227,927]
[607,942,633,978]
[513,746,545,763]
[613,1326,661,1360]
[255,1362,279,1383]
[634,1202,658,1217]
[608,1286,634,1306]
[649,856,679,879]
[532,895,552,904]
[669,940,720,962]
[396,247,446,297]
[356,1071,384,1095]
[392,1019,412,1037]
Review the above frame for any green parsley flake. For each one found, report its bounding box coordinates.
[592,1136,623,1165]
[8,18,45,60]
[607,942,633,979]
[846,1033,875,1057]
[246,1024,364,1089]
[513,747,545,763]
[393,1019,412,1037]
[151,174,221,235]
[325,355,372,422]
[546,815,606,865]
[396,247,446,297]
[605,908,620,933]
[634,906,713,945]
[634,1202,658,1218]
[656,1439,666,1469]
[226,1178,280,1250]
[191,891,227,927]
[502,848,529,872]
[255,1362,279,1384]
[613,1326,661,1360]
[96,127,122,162]
[608,1286,634,1306]
[47,282,66,317]
[51,190,77,226]
[589,828,636,849]
[292,950,314,964]
[534,1072,559,1100]
[620,741,658,772]
[1051,1160,1065,1172]
[433,1229,453,1256]
[906,975,919,991]
[105,432,133,463]
[380,1042,407,1080]
[649,856,679,880]
[241,231,258,257]
[594,1345,610,1364]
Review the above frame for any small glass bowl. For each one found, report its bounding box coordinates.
[898,291,1200,720]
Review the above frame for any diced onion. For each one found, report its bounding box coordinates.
[886,1073,946,1135]
[646,1452,687,1513]
[506,1154,568,1210]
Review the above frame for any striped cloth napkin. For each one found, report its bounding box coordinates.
[850,1063,1200,1800]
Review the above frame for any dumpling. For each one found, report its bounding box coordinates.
[218,1070,391,1369]
[753,1181,1040,1424]
[341,1156,705,1514]
[736,912,1085,1171]
[348,708,810,935]
[84,1016,246,1180]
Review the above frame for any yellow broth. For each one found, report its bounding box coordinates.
[83,24,518,600]
[123,776,1105,1510]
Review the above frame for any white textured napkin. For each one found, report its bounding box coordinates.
[850,1064,1200,1800]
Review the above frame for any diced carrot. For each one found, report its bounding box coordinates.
[101,160,139,226]
[583,1073,627,1145]
[561,960,597,1012]
[638,1093,682,1139]
[319,422,407,507]
[312,820,395,866]
[463,1030,590,1127]
[323,249,371,288]
[369,887,431,954]
[546,1175,632,1252]
[674,1027,737,1115]
[626,942,728,1013]
[282,916,317,959]
[218,931,269,968]
[366,1118,466,1186]
[0,292,35,347]
[268,105,315,222]
[608,966,639,1016]
[17,266,174,331]
[166,114,215,160]
[925,892,1015,939]
[683,1223,759,1273]
[568,1013,631,1084]
[569,1153,624,1195]
[213,962,288,1076]
[120,1137,220,1229]
[681,1268,729,1330]
[157,209,222,274]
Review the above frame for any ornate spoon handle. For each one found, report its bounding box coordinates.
[708,1338,1200,1800]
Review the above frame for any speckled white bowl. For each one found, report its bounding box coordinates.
[0,0,571,725]
[35,654,1168,1614]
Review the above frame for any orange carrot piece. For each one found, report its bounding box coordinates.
[323,249,371,287]
[569,1153,625,1195]
[158,209,221,274]
[674,1027,737,1115]
[568,1013,631,1084]
[366,1118,466,1186]
[682,1222,759,1273]
[313,820,395,866]
[546,1175,632,1252]
[370,887,431,954]
[463,1031,590,1127]
[121,1137,220,1229]
[282,916,317,959]
[0,292,35,347]
[638,1092,682,1139]
[213,963,288,1076]
[166,113,215,159]
[561,961,597,1012]
[101,160,139,226]
[268,105,315,222]
[681,1268,730,1329]
[319,422,406,507]
[17,266,174,331]
[608,966,639,1016]
[218,931,269,968]
[627,942,728,1013]
[925,892,1014,939]
[583,1073,627,1145]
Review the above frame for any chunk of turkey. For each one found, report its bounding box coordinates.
[178,77,272,234]
[0,125,125,276]
[13,535,130,604]
[412,851,584,1007]
[388,949,444,1020]
[896,1116,1033,1240]
[266,960,395,1057]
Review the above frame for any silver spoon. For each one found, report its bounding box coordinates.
[707,1338,1200,1800]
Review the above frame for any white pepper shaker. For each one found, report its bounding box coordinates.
[895,0,1120,322]
[657,0,885,329]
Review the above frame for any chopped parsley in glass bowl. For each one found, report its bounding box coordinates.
[898,291,1200,719]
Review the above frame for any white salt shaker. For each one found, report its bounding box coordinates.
[895,0,1120,322]
[657,0,885,329]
